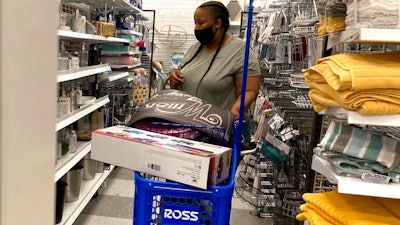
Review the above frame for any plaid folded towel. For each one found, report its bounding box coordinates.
[320,121,400,171]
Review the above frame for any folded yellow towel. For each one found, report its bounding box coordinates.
[318,16,328,35]
[305,51,400,91]
[297,189,400,225]
[297,204,336,225]
[327,17,346,33]
[307,81,400,114]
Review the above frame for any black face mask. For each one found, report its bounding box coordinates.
[195,23,217,45]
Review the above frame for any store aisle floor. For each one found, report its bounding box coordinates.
[73,164,272,225]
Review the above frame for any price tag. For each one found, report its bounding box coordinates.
[279,127,299,141]
[361,173,390,184]
[267,114,285,130]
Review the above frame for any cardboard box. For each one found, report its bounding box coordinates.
[91,126,231,189]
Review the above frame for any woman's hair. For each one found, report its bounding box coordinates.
[180,1,230,84]
[199,1,230,32]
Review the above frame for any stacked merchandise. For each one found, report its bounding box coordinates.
[303,51,400,115]
[91,89,239,225]
[296,189,400,225]
[317,0,347,35]
[100,54,141,67]
[314,120,400,183]
[343,0,400,30]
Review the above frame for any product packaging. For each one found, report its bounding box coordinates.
[91,125,232,189]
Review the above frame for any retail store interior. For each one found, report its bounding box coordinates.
[1,0,400,225]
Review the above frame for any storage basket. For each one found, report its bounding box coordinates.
[133,122,240,225]
[91,21,115,37]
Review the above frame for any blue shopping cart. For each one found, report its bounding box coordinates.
[133,122,241,225]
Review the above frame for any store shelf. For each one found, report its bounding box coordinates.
[59,165,115,225]
[55,141,92,181]
[62,0,142,14]
[106,71,130,82]
[101,50,141,56]
[320,107,400,127]
[57,64,111,83]
[56,95,110,131]
[58,30,130,44]
[311,154,400,199]
[110,63,141,69]
[126,76,134,82]
[347,112,400,127]
[116,29,143,36]
[327,28,400,49]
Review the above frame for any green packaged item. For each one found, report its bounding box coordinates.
[101,44,131,52]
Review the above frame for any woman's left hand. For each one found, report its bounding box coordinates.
[231,108,240,120]
[168,70,184,89]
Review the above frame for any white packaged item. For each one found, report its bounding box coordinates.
[91,125,232,189]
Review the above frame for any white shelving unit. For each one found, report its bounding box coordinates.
[110,64,141,69]
[101,50,141,56]
[56,95,110,131]
[116,29,144,37]
[55,1,146,224]
[57,64,111,83]
[55,141,92,181]
[62,0,143,14]
[58,30,130,44]
[347,112,400,127]
[312,28,400,199]
[327,28,400,49]
[320,107,400,127]
[59,165,115,225]
[106,71,130,82]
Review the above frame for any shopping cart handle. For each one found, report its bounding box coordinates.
[240,143,260,156]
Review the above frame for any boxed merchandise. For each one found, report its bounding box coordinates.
[91,21,115,37]
[101,44,132,52]
[91,125,232,189]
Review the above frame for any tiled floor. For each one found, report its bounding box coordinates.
[73,163,272,225]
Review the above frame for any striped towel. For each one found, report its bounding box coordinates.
[320,121,400,171]
[297,189,400,225]
[315,147,400,183]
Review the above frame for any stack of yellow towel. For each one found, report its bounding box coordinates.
[304,51,400,114]
[297,189,400,225]
[317,0,347,35]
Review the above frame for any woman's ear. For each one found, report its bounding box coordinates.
[215,18,222,29]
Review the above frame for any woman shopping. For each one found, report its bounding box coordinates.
[168,1,261,120]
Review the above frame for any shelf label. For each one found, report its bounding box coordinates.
[361,173,390,184]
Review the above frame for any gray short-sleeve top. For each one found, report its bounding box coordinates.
[178,36,260,110]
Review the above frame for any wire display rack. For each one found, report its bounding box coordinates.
[234,71,315,224]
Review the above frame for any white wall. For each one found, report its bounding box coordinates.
[142,0,245,72]
[142,0,202,71]
[0,0,58,224]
